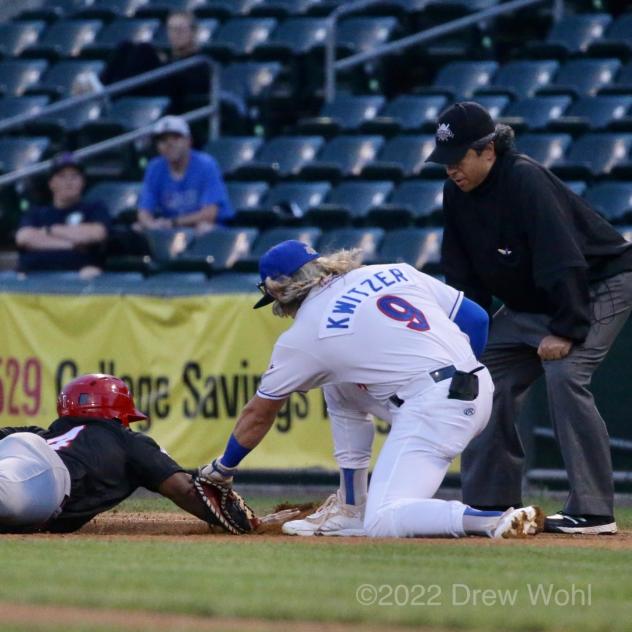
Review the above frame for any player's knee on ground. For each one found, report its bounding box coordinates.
[364,506,398,537]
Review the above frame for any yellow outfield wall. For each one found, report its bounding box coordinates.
[0,291,393,469]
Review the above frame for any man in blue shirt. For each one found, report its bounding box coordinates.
[15,153,111,277]
[137,116,233,231]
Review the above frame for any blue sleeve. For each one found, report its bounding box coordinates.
[138,160,160,214]
[453,297,489,359]
[200,155,234,223]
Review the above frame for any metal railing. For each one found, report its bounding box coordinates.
[0,55,220,188]
[325,0,565,102]
[0,104,215,189]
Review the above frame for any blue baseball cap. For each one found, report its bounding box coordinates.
[254,240,320,309]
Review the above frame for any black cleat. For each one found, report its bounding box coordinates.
[544,511,617,534]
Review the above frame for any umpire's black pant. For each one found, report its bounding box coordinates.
[461,270,632,516]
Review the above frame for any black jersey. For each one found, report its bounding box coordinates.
[441,151,632,341]
[0,417,183,532]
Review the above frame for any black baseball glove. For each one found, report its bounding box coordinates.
[192,473,260,535]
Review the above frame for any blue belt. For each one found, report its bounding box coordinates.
[389,365,456,408]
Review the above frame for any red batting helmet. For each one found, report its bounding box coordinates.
[57,373,147,427]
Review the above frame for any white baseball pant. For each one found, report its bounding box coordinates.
[364,367,494,537]
[0,433,71,527]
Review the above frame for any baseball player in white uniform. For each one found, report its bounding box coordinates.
[201,240,543,538]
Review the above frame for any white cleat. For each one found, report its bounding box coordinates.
[282,491,366,536]
[492,505,545,539]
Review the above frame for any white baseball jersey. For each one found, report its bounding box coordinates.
[257,263,475,404]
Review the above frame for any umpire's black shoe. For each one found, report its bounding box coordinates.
[544,511,617,534]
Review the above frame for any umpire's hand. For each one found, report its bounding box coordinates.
[538,335,573,361]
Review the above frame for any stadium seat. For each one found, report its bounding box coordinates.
[584,183,632,224]
[27,59,105,99]
[172,227,259,273]
[361,95,448,135]
[598,60,632,96]
[20,20,103,61]
[471,95,510,120]
[0,59,49,96]
[367,180,445,229]
[587,13,632,60]
[78,96,170,143]
[318,227,384,261]
[424,0,500,18]
[25,99,103,141]
[232,135,325,181]
[424,61,498,100]
[0,21,46,58]
[234,225,322,271]
[264,181,330,211]
[144,227,197,265]
[304,180,393,228]
[233,181,330,228]
[515,133,572,168]
[206,136,264,177]
[378,227,443,273]
[551,133,632,180]
[476,60,559,100]
[221,62,284,103]
[71,0,150,21]
[0,95,49,120]
[297,95,385,136]
[249,0,324,18]
[79,18,161,59]
[299,135,384,181]
[226,181,269,211]
[134,0,208,20]
[538,58,622,97]
[523,13,612,59]
[15,3,71,24]
[0,137,50,174]
[565,180,588,196]
[194,0,264,20]
[84,181,142,222]
[361,135,435,180]
[204,17,278,60]
[152,18,219,50]
[548,95,632,134]
[336,17,399,56]
[619,225,632,242]
[252,17,330,58]
[500,95,572,131]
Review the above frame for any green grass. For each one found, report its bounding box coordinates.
[1,497,631,632]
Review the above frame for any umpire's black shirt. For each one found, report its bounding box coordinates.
[441,150,632,342]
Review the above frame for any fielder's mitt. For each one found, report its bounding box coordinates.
[192,474,260,535]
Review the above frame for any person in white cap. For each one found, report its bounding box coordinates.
[199,240,545,539]
[137,115,233,231]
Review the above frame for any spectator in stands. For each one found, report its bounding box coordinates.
[166,10,200,61]
[98,11,207,112]
[137,116,233,232]
[426,101,632,535]
[15,153,110,279]
[164,11,209,113]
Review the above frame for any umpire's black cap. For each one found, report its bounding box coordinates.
[425,101,495,165]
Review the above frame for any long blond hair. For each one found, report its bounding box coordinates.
[266,248,364,317]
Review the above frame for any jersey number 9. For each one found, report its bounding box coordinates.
[377,295,430,332]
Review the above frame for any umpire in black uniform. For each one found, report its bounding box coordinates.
[426,101,632,534]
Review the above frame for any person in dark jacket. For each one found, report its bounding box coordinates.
[426,101,632,535]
